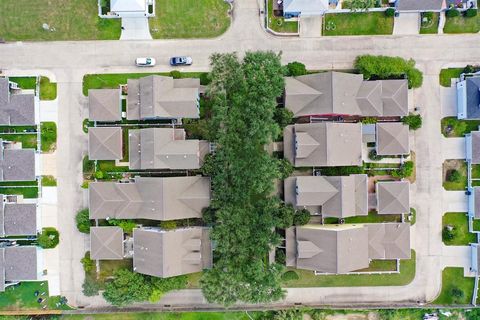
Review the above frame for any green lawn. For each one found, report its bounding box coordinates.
[442,117,480,138]
[439,68,464,87]
[8,77,37,89]
[323,12,393,36]
[444,15,480,34]
[282,250,415,287]
[267,0,298,33]
[472,165,480,179]
[0,187,39,198]
[473,219,480,231]
[41,122,57,153]
[432,267,474,305]
[442,212,476,246]
[0,281,68,311]
[83,72,207,96]
[8,76,57,100]
[0,0,121,41]
[324,210,402,224]
[419,12,439,34]
[62,312,252,320]
[42,175,57,187]
[149,0,230,39]
[443,160,467,191]
[0,134,37,149]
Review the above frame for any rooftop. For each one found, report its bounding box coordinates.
[88,127,123,160]
[0,140,36,182]
[0,195,37,237]
[0,78,36,126]
[88,89,122,122]
[90,227,124,260]
[376,122,410,156]
[376,181,410,215]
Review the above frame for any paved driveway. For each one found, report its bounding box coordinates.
[120,17,152,40]
[442,137,466,160]
[393,13,420,35]
[441,86,457,117]
[300,15,322,38]
[442,191,468,212]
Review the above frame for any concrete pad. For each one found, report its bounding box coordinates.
[393,13,420,35]
[120,17,152,40]
[442,191,468,212]
[39,100,58,123]
[43,247,61,296]
[42,187,58,205]
[440,87,457,117]
[441,138,466,160]
[300,15,322,38]
[41,152,57,176]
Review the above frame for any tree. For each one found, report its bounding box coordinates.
[107,219,136,233]
[37,227,60,249]
[81,252,95,273]
[202,206,217,225]
[277,158,294,180]
[76,208,92,234]
[149,275,187,302]
[285,61,307,76]
[293,209,311,226]
[274,108,294,129]
[103,269,152,306]
[402,113,422,130]
[392,161,414,179]
[385,8,395,17]
[447,169,462,183]
[451,287,464,302]
[82,276,100,297]
[275,203,295,228]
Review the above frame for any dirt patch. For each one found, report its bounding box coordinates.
[443,159,465,181]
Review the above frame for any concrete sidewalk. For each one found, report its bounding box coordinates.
[120,18,152,40]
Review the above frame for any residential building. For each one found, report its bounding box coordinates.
[101,0,155,18]
[0,78,37,126]
[471,243,480,273]
[376,122,410,156]
[0,139,36,182]
[395,0,445,12]
[284,122,362,167]
[88,89,122,122]
[284,175,368,218]
[90,227,124,260]
[286,223,411,273]
[88,127,123,160]
[127,76,200,121]
[466,130,480,164]
[0,194,38,237]
[457,75,480,120]
[376,181,410,215]
[468,188,480,219]
[282,0,329,18]
[128,128,209,170]
[133,227,212,278]
[0,246,42,292]
[284,72,408,118]
[89,176,211,220]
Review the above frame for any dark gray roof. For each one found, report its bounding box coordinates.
[133,227,212,278]
[367,223,411,259]
[0,78,36,125]
[471,131,480,164]
[475,187,480,219]
[397,0,444,11]
[0,143,36,181]
[2,203,37,237]
[2,246,38,282]
[466,77,480,119]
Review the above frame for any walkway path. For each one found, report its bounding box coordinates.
[2,0,480,308]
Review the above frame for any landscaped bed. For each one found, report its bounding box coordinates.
[41,122,57,153]
[149,0,230,39]
[442,160,467,191]
[432,267,474,305]
[267,0,298,33]
[442,212,476,246]
[444,15,480,34]
[323,12,393,36]
[441,117,480,137]
[0,0,121,41]
[282,250,415,288]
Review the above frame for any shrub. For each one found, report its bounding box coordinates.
[447,169,462,183]
[392,161,414,178]
[281,270,299,281]
[83,156,95,175]
[402,113,422,130]
[108,219,136,233]
[274,108,294,129]
[442,226,456,241]
[385,8,395,17]
[362,117,377,124]
[446,8,460,17]
[286,62,307,77]
[407,68,423,90]
[94,170,104,179]
[465,8,477,17]
[294,209,311,226]
[276,203,296,228]
[82,276,100,297]
[37,227,60,249]
[423,11,434,19]
[169,70,182,79]
[451,287,464,299]
[202,207,216,225]
[277,159,294,180]
[103,269,152,306]
[81,252,95,273]
[368,149,384,161]
[199,73,211,85]
[76,208,92,234]
[81,181,90,189]
[319,165,364,176]
[275,249,286,265]
[159,220,177,230]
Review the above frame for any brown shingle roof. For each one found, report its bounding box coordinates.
[88,127,123,160]
[88,89,122,122]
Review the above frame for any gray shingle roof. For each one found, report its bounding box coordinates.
[465,77,480,119]
[88,127,123,160]
[89,176,211,220]
[376,181,410,214]
[127,76,200,120]
[90,227,124,260]
[88,89,122,122]
[471,131,480,164]
[0,78,36,125]
[0,142,36,181]
[283,0,329,14]
[397,0,444,11]
[133,227,212,278]
[2,246,38,282]
[1,202,37,237]
[376,122,410,156]
[367,223,411,259]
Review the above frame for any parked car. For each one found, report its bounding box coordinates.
[169,56,193,66]
[135,57,156,67]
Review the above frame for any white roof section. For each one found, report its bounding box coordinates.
[283,0,329,15]
[111,0,147,12]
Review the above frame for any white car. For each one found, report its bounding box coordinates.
[135,57,156,67]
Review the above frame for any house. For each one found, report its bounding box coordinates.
[457,75,480,120]
[465,130,480,164]
[88,89,122,122]
[127,76,200,121]
[88,127,123,161]
[284,72,408,118]
[376,122,410,156]
[89,176,211,220]
[284,175,368,218]
[376,181,410,215]
[0,194,38,237]
[395,0,445,12]
[0,139,36,182]
[282,0,329,18]
[106,0,154,17]
[90,227,124,260]
[286,223,410,273]
[468,187,480,219]
[128,128,209,170]
[133,227,212,278]
[471,243,480,272]
[0,78,37,126]
[283,123,362,167]
[0,246,42,292]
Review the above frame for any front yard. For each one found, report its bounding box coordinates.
[439,68,464,87]
[267,0,299,33]
[432,267,474,305]
[0,281,68,311]
[0,0,121,41]
[8,76,57,100]
[444,15,480,34]
[323,12,393,36]
[442,160,467,191]
[441,117,480,137]
[149,0,231,39]
[419,12,439,34]
[442,212,476,246]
